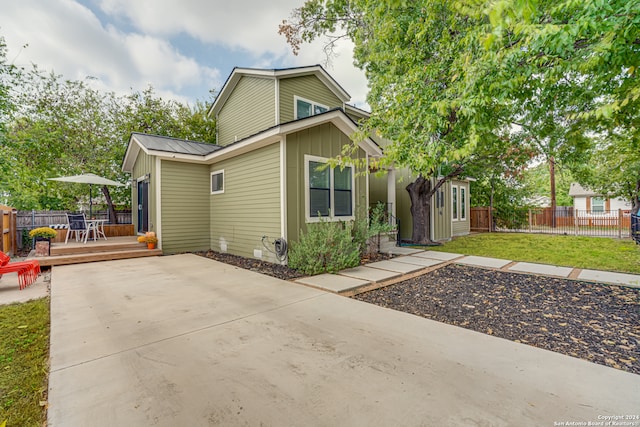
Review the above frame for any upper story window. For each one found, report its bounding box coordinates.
[295,96,329,119]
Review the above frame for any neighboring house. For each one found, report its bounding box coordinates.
[122,65,470,262]
[568,183,631,213]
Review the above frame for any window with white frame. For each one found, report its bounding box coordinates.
[452,185,468,221]
[295,96,329,119]
[305,155,354,221]
[452,186,458,220]
[591,197,605,213]
[460,186,466,220]
[210,170,224,194]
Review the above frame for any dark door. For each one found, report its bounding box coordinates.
[137,179,149,233]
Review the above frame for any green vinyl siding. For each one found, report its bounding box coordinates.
[279,75,343,123]
[160,161,211,253]
[210,143,281,263]
[286,123,367,243]
[132,150,156,234]
[218,76,275,146]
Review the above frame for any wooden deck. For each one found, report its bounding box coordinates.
[32,236,162,267]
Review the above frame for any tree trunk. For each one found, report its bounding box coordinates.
[406,175,437,244]
[101,185,119,224]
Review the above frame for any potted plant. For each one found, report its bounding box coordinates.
[29,227,58,256]
[137,232,158,249]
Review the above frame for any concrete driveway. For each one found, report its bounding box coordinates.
[48,254,639,426]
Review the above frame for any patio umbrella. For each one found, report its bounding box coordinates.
[48,173,125,217]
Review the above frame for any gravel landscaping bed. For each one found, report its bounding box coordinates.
[196,250,393,281]
[354,264,640,375]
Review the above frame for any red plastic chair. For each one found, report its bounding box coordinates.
[0,251,41,290]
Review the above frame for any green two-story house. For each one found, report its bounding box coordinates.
[122,65,470,263]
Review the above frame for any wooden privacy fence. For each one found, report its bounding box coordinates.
[471,207,632,239]
[16,209,133,249]
[1,205,17,256]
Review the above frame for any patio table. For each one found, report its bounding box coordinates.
[84,219,107,243]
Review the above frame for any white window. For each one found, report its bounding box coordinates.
[452,186,458,221]
[305,155,354,222]
[295,96,329,119]
[592,197,605,213]
[460,186,466,220]
[210,170,224,194]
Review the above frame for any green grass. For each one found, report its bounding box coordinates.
[0,298,49,427]
[429,233,640,274]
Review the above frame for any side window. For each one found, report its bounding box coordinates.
[211,170,224,194]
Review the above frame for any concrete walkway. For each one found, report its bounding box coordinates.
[47,254,639,426]
[0,269,49,305]
[296,247,640,293]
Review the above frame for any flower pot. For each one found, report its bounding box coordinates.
[34,237,51,256]
[147,242,155,250]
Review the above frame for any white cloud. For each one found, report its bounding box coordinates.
[1,0,220,102]
[0,0,367,106]
[97,0,301,56]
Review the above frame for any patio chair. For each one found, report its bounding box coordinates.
[0,251,41,290]
[66,213,88,244]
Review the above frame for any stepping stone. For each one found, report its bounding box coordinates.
[365,260,425,274]
[578,270,640,288]
[413,251,463,261]
[392,256,444,268]
[380,246,423,255]
[508,262,572,278]
[295,274,370,293]
[338,266,400,282]
[455,256,511,269]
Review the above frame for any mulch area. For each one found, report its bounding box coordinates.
[195,250,393,281]
[354,264,640,375]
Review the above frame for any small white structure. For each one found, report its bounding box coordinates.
[569,183,631,212]
[569,183,631,228]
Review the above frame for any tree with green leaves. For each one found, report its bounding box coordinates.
[478,0,640,212]
[281,0,515,243]
[2,64,216,217]
[280,0,639,239]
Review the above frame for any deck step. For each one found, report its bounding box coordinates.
[51,240,145,255]
[37,248,162,267]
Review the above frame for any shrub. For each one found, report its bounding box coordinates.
[288,218,360,275]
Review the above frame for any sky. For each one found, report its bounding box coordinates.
[0,0,370,108]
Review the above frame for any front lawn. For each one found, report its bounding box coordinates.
[429,233,640,274]
[0,298,49,427]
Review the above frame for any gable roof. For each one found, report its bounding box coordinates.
[122,109,383,172]
[569,182,598,197]
[208,65,351,117]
